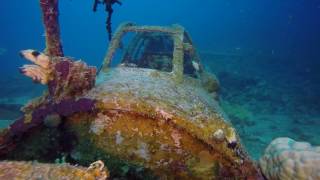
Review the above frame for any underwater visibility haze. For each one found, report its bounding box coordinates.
[0,0,319,179]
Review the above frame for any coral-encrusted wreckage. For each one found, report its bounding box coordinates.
[0,20,264,178]
[0,0,317,179]
[0,160,109,179]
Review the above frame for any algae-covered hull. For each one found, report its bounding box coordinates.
[0,68,262,179]
[70,67,262,179]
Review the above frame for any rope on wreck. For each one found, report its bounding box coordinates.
[93,0,122,41]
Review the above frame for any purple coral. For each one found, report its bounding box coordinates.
[55,60,70,80]
[48,60,70,96]
[47,57,96,99]
[55,98,95,116]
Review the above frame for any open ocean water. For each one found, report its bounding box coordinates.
[0,0,319,161]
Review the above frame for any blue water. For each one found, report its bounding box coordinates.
[0,0,319,159]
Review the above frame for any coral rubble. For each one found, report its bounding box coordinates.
[259,137,320,180]
[0,160,109,179]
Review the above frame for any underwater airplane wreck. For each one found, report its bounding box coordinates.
[0,0,319,179]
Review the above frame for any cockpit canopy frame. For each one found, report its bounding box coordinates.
[101,22,203,82]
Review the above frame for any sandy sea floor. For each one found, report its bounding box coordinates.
[0,73,44,128]
[201,52,320,159]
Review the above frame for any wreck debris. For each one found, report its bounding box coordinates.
[40,0,63,57]
[61,24,262,178]
[0,160,109,179]
[93,0,122,40]
[1,22,264,178]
